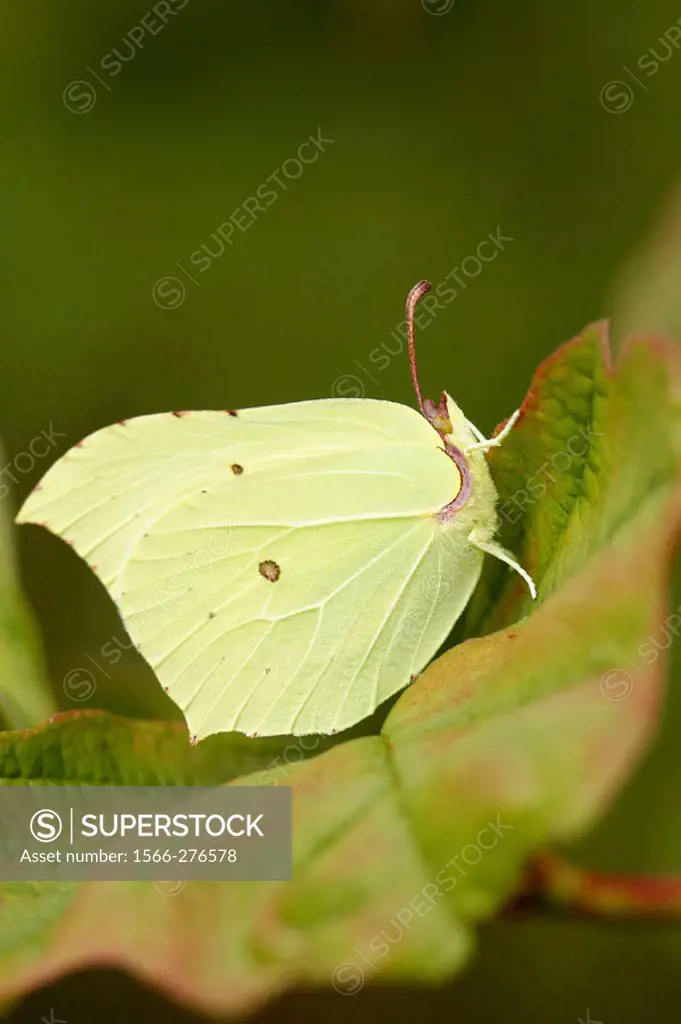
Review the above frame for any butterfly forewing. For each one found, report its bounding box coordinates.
[17,399,487,737]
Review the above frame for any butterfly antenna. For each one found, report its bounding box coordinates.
[407,280,431,416]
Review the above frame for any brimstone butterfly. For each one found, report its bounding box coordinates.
[16,281,535,739]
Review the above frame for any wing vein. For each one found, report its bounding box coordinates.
[330,534,435,732]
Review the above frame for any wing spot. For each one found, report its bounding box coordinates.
[225,409,239,417]
[258,559,281,583]
[231,463,244,475]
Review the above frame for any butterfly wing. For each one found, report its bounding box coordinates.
[117,502,483,738]
[17,399,483,737]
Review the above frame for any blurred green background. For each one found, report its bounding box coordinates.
[4,0,681,1020]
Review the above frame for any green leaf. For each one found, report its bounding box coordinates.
[0,324,678,1016]
[0,709,323,787]
[0,456,56,728]
[463,321,681,634]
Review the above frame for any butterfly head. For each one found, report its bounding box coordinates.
[422,394,452,437]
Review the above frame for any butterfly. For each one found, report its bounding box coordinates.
[16,281,535,740]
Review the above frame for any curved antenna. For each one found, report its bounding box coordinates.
[406,280,431,415]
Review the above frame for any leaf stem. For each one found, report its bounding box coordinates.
[528,852,681,918]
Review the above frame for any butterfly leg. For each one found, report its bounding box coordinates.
[465,419,487,444]
[469,527,537,600]
[464,409,521,454]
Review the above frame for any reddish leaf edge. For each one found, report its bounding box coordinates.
[523,852,681,918]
